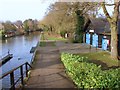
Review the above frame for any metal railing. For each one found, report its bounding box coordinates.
[0,62,32,90]
[1,41,40,89]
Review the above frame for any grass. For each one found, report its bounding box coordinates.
[39,32,67,47]
[39,41,46,47]
[39,32,119,69]
[77,51,120,69]
[40,32,67,41]
[47,37,67,41]
[39,41,56,47]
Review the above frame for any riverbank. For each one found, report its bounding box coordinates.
[1,31,41,88]
[1,30,41,40]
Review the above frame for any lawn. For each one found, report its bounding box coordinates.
[39,41,46,47]
[77,51,120,70]
[40,32,67,41]
[47,37,67,41]
[40,32,67,47]
[39,41,55,47]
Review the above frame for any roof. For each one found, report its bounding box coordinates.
[0,23,4,29]
[90,18,109,33]
[85,18,120,34]
[14,21,23,26]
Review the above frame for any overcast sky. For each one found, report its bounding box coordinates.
[0,0,116,22]
[0,0,55,22]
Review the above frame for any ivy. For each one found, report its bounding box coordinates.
[74,10,85,43]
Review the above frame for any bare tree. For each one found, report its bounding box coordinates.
[39,2,99,35]
[101,0,120,59]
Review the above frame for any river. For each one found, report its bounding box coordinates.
[0,31,41,88]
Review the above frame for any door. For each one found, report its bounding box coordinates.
[92,33,98,47]
[86,33,90,44]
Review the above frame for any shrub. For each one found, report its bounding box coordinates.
[60,31,67,38]
[61,53,120,89]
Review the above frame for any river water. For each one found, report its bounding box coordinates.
[0,31,41,88]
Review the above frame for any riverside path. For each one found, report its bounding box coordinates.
[25,40,75,88]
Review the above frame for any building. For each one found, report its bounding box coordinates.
[0,23,4,30]
[84,18,120,55]
[14,20,24,35]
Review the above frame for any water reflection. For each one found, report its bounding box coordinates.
[0,31,41,88]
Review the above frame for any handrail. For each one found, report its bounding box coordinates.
[0,62,32,89]
[0,63,24,79]
[0,62,31,79]
[1,39,40,89]
[1,41,39,89]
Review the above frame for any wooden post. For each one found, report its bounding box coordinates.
[25,62,28,77]
[20,65,24,86]
[10,72,15,90]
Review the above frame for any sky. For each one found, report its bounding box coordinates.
[0,0,117,22]
[0,0,55,22]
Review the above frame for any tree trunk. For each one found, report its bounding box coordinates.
[101,1,119,60]
[110,22,118,59]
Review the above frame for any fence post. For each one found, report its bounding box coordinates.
[20,65,24,86]
[25,62,28,77]
[10,72,15,90]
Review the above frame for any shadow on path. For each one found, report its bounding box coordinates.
[25,41,75,88]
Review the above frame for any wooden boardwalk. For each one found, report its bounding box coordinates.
[25,41,75,88]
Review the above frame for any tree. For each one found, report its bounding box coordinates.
[101,0,120,59]
[0,29,5,39]
[33,20,39,30]
[27,19,34,31]
[23,20,29,32]
[74,10,85,43]
[23,19,38,32]
[14,20,24,34]
[3,21,16,32]
[39,2,99,38]
[39,2,77,35]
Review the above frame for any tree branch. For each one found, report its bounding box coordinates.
[105,4,115,6]
[101,2,112,20]
[113,1,120,21]
[105,1,120,6]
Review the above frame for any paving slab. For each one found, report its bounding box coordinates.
[25,40,103,89]
[25,41,76,88]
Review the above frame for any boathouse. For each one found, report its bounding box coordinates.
[84,18,120,55]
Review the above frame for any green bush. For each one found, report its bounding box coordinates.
[60,31,67,38]
[61,53,120,89]
[69,34,83,43]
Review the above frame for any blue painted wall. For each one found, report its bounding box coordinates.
[102,37,108,50]
[92,33,98,47]
[86,33,90,44]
